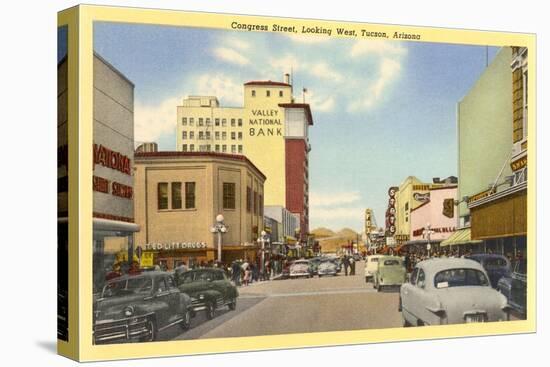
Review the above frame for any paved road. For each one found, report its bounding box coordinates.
[163,260,402,340]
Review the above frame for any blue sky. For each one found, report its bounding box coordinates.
[94,22,498,232]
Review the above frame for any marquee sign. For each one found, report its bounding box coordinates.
[386,186,398,235]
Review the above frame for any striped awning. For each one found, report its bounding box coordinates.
[440,228,482,247]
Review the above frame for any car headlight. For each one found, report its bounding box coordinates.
[123,306,134,317]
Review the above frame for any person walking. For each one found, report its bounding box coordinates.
[349,256,355,275]
[231,260,241,286]
[343,255,349,276]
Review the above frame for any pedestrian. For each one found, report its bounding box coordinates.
[243,267,251,286]
[343,256,349,276]
[349,256,355,275]
[231,260,241,286]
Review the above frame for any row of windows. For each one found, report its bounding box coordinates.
[181,117,243,127]
[182,144,243,154]
[158,182,196,210]
[157,182,242,211]
[181,131,243,140]
[251,90,284,98]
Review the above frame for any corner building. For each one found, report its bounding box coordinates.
[176,77,313,241]
[133,152,266,269]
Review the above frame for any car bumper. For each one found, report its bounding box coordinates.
[93,313,154,344]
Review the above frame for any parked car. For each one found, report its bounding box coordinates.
[93,271,193,344]
[497,259,527,316]
[317,260,338,277]
[289,260,313,278]
[465,254,511,288]
[176,268,239,320]
[373,256,407,291]
[308,257,323,275]
[399,258,509,327]
[364,255,382,283]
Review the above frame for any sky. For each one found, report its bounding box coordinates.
[94,22,498,233]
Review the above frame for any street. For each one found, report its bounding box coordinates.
[159,261,402,341]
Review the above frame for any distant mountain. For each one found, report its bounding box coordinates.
[310,227,336,238]
[337,228,359,238]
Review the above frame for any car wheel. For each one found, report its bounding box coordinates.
[377,285,383,292]
[228,298,237,311]
[206,302,216,320]
[143,318,157,342]
[180,309,191,330]
[402,313,411,327]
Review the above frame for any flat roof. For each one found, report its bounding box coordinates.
[244,81,291,87]
[134,151,266,180]
[278,103,314,125]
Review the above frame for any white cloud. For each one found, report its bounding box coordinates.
[224,37,250,50]
[307,91,336,113]
[310,191,361,207]
[212,47,250,66]
[350,40,407,58]
[134,97,179,145]
[347,57,403,112]
[308,62,343,82]
[269,54,302,73]
[194,74,244,106]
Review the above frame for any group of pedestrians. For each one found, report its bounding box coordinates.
[341,255,357,276]
[229,258,272,286]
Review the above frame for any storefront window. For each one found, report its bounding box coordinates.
[93,228,134,295]
[185,182,196,209]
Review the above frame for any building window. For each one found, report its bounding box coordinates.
[252,90,256,97]
[253,191,258,214]
[215,144,220,152]
[205,131,211,140]
[222,132,227,140]
[405,202,409,211]
[238,132,242,140]
[279,90,283,97]
[215,118,220,126]
[189,118,194,126]
[206,144,211,151]
[198,118,204,126]
[222,118,227,127]
[198,131,204,140]
[182,144,187,152]
[222,145,227,153]
[189,131,194,139]
[215,131,220,140]
[231,145,236,153]
[231,118,236,127]
[231,132,236,140]
[190,144,195,152]
[238,145,243,153]
[266,90,271,97]
[259,194,263,216]
[246,187,252,212]
[182,117,187,125]
[182,131,187,139]
[238,118,243,127]
[206,118,211,126]
[223,183,236,210]
[158,183,168,210]
[185,182,196,209]
[171,182,182,209]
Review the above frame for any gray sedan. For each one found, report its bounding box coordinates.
[399,258,510,326]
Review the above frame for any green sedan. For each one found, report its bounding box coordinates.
[373,256,407,292]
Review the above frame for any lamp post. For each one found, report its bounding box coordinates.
[210,214,227,263]
[423,223,434,258]
[257,230,270,277]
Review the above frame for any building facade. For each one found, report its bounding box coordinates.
[454,47,527,256]
[133,152,266,269]
[176,77,313,242]
[91,53,140,292]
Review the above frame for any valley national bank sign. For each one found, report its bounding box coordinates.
[144,242,207,251]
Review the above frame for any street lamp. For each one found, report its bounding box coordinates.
[257,230,270,277]
[210,214,227,263]
[423,223,434,258]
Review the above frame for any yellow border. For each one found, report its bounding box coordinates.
[67,4,536,361]
[57,6,80,361]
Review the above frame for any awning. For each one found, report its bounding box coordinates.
[440,228,482,247]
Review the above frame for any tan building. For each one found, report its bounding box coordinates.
[176,76,313,241]
[133,151,266,269]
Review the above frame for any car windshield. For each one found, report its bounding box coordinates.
[102,277,153,297]
[383,259,400,266]
[434,268,489,288]
[370,258,379,263]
